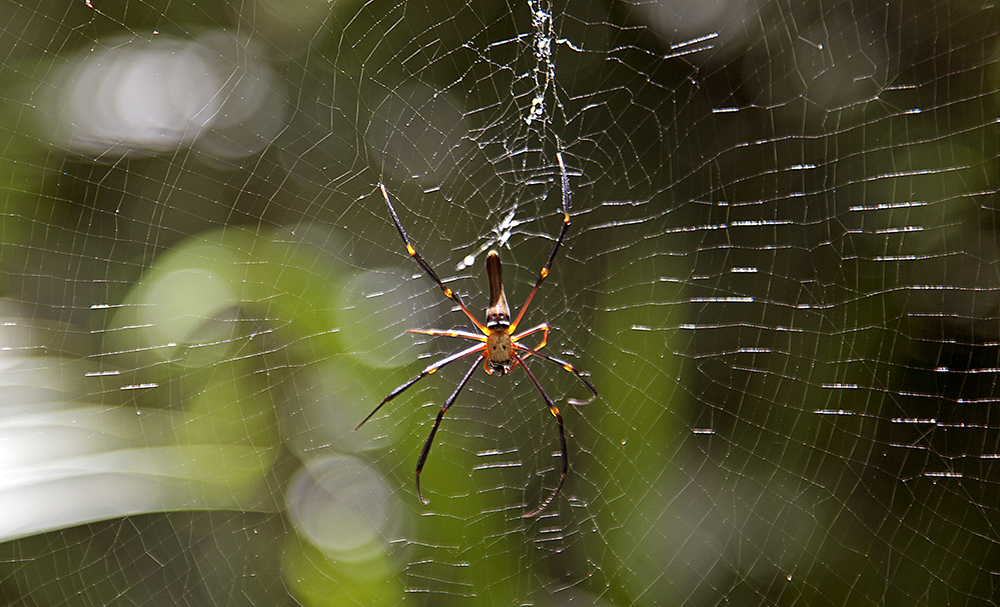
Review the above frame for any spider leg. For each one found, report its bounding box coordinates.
[514,346,598,406]
[415,355,480,505]
[513,351,568,518]
[407,328,486,341]
[355,341,485,431]
[380,184,488,334]
[503,323,548,373]
[510,323,549,350]
[510,152,572,332]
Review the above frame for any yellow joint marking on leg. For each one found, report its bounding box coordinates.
[550,406,561,417]
[406,244,416,256]
[563,213,571,223]
[444,288,454,298]
[540,268,549,278]
[563,364,574,372]
[428,367,437,374]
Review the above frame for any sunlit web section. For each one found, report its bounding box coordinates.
[0,0,998,605]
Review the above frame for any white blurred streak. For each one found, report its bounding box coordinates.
[0,309,90,414]
[0,403,276,542]
[0,306,277,542]
[42,31,286,160]
[286,456,399,564]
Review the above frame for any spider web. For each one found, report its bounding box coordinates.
[1,0,998,605]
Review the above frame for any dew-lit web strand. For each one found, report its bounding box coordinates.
[357,151,596,517]
[509,151,572,332]
[516,347,596,406]
[354,341,486,430]
[379,183,488,335]
[415,356,481,505]
[514,350,568,519]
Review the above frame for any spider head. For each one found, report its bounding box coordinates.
[485,357,514,376]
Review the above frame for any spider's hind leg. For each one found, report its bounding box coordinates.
[415,357,481,504]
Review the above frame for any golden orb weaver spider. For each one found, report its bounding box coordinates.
[355,152,597,518]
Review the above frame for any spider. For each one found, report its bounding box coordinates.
[355,152,597,518]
